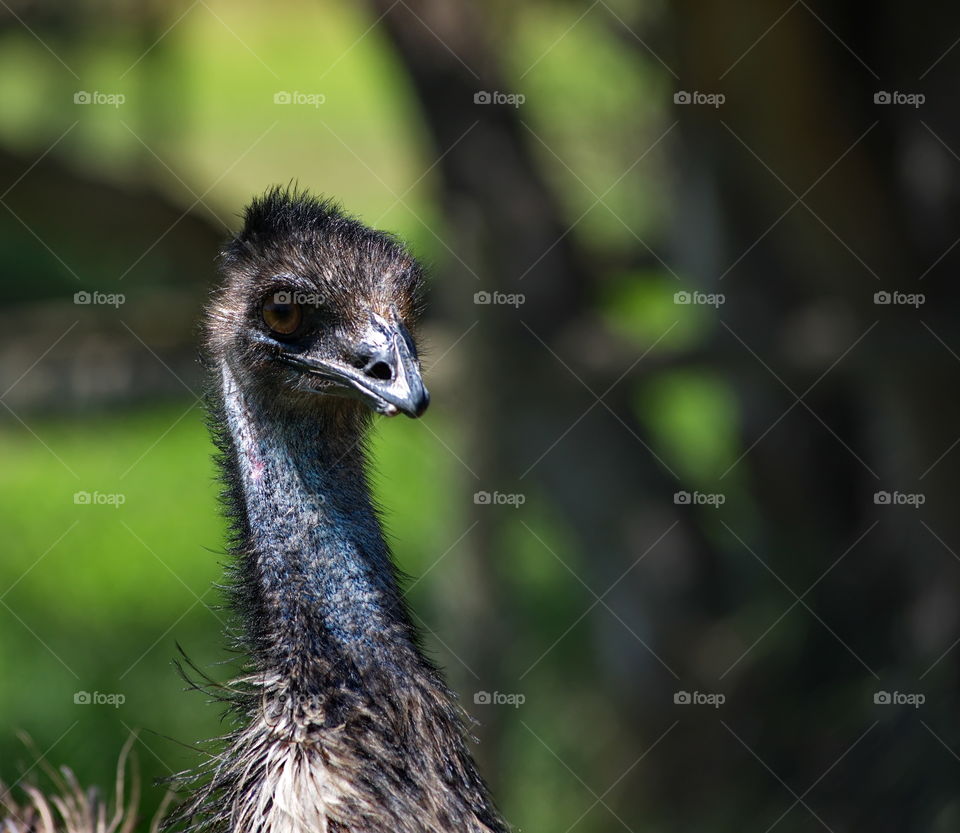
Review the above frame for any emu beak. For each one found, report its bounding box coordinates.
[280,310,429,418]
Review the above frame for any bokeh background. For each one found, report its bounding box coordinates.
[1,1,959,830]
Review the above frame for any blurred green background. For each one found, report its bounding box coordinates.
[1,1,959,830]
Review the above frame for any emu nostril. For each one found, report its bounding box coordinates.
[366,361,393,381]
[351,351,394,381]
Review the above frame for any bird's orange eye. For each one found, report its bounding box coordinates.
[262,297,303,336]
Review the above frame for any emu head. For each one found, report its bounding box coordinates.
[206,188,429,421]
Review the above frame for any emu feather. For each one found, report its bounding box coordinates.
[1,188,506,833]
[182,188,505,833]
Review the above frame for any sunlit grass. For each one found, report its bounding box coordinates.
[0,399,466,819]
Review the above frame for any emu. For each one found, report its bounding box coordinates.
[1,189,507,833]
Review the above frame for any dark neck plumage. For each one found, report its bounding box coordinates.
[201,361,507,833]
[217,361,419,681]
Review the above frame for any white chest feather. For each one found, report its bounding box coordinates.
[229,716,358,833]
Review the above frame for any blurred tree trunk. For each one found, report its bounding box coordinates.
[369,0,726,821]
[663,0,960,828]
[374,0,960,829]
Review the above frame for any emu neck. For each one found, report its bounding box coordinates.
[219,363,412,674]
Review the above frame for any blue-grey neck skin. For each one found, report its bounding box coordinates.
[175,188,508,833]
[196,360,510,833]
[219,361,415,672]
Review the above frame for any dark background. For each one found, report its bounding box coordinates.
[0,1,958,830]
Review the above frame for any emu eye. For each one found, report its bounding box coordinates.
[262,295,303,336]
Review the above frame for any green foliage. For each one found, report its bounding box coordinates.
[0,408,224,796]
[602,269,708,351]
[509,7,670,254]
[0,404,467,821]
[0,3,735,829]
[639,370,739,483]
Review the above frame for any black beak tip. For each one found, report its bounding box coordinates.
[407,387,430,419]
